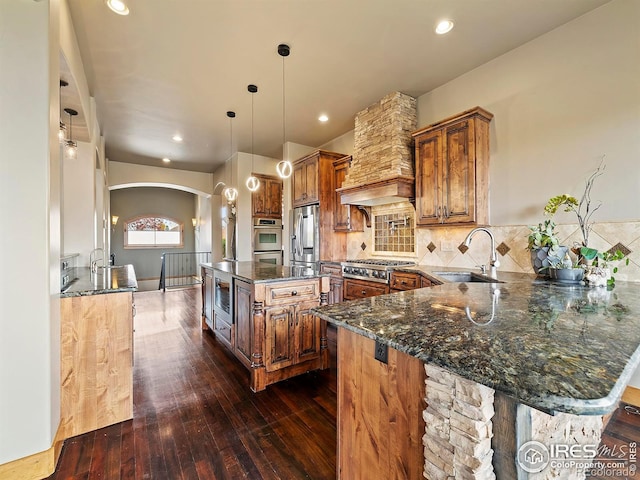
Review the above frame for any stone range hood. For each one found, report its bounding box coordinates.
[338,91,417,206]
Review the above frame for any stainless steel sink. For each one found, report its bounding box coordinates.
[432,271,500,283]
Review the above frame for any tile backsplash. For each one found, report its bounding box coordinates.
[347,203,640,282]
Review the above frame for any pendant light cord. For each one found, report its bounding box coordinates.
[282,54,286,149]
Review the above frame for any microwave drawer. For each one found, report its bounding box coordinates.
[264,279,319,306]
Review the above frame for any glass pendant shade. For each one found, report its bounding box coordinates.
[58,121,67,142]
[224,186,238,202]
[65,140,77,158]
[63,107,78,158]
[246,175,260,192]
[276,160,292,179]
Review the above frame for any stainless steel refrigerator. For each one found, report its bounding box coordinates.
[290,204,320,269]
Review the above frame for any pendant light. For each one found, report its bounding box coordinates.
[276,44,292,179]
[223,111,238,203]
[58,80,68,142]
[63,108,78,158]
[245,84,260,192]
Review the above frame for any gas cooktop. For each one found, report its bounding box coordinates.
[344,259,416,266]
[341,259,416,283]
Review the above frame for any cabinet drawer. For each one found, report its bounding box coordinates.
[214,312,233,347]
[390,272,421,291]
[320,263,342,277]
[344,278,388,300]
[265,280,319,306]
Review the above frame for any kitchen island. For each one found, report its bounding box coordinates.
[59,265,137,440]
[311,270,640,479]
[201,261,330,392]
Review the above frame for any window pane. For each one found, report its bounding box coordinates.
[124,216,183,248]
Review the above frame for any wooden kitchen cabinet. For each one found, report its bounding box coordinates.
[264,300,322,372]
[234,278,254,369]
[320,262,344,304]
[343,277,389,300]
[60,291,133,439]
[332,155,364,232]
[252,173,282,219]
[390,270,434,292]
[412,107,493,226]
[231,275,330,391]
[292,155,319,206]
[202,266,214,330]
[291,149,351,262]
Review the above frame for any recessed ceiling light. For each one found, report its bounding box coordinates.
[105,0,129,16]
[172,134,183,142]
[435,20,454,35]
[318,114,329,122]
[162,158,171,163]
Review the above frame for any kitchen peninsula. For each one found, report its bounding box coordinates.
[59,265,137,440]
[201,261,330,392]
[311,272,640,479]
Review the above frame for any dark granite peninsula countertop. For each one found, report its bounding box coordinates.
[202,261,329,283]
[311,274,640,415]
[61,265,138,297]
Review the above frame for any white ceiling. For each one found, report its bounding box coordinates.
[65,0,610,173]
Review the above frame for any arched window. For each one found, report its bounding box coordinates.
[124,215,184,248]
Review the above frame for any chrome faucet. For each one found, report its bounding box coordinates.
[463,227,500,279]
[90,248,105,273]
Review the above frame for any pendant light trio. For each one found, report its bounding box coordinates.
[224,43,293,203]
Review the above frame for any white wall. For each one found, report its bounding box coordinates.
[417,0,640,227]
[235,152,281,261]
[63,141,95,266]
[0,0,61,464]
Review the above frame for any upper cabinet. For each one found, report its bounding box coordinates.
[412,107,493,226]
[332,155,364,232]
[252,173,283,219]
[292,155,319,207]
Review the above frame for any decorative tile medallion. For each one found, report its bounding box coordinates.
[496,242,511,256]
[361,242,367,251]
[458,244,469,254]
[427,242,437,253]
[608,242,631,258]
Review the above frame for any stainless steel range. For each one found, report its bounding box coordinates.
[342,259,416,284]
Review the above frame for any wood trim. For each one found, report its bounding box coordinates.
[0,422,64,480]
[622,385,640,407]
[411,106,494,137]
[337,175,414,206]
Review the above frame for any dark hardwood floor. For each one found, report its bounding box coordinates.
[48,287,337,480]
[48,286,640,480]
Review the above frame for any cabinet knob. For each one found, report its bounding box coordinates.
[291,290,298,296]
[361,290,366,295]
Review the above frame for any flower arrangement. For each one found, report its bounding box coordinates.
[541,158,628,287]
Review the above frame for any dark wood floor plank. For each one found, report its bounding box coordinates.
[48,286,638,480]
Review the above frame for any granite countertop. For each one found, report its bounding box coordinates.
[311,268,640,415]
[61,265,138,297]
[202,261,329,283]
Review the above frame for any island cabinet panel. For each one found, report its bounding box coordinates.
[265,306,295,371]
[202,266,214,330]
[234,278,254,369]
[227,273,330,392]
[60,291,133,439]
[337,327,426,479]
[413,106,492,226]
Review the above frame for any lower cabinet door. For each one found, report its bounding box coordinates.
[265,306,295,372]
[234,279,253,368]
[296,301,321,362]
